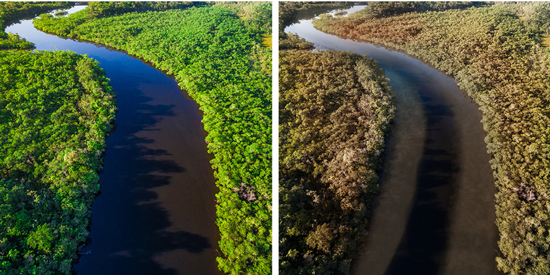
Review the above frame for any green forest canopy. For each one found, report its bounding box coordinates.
[33,3,272,274]
[0,2,71,49]
[0,50,116,274]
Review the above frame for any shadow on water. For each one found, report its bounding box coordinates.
[74,71,212,275]
[286,7,500,274]
[6,6,221,275]
[385,82,457,274]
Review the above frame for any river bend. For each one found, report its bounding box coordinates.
[286,6,500,275]
[7,6,222,275]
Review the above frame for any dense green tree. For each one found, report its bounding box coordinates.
[0,50,115,274]
[0,2,71,49]
[26,224,54,253]
[86,1,198,19]
[34,3,272,274]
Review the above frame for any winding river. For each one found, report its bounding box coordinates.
[7,6,222,275]
[286,6,501,275]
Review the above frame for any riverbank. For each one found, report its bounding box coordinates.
[32,4,273,273]
[279,50,395,274]
[6,6,224,274]
[0,2,71,49]
[0,50,115,275]
[314,3,550,273]
[285,4,499,274]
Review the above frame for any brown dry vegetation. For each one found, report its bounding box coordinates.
[280,50,395,274]
[315,2,550,274]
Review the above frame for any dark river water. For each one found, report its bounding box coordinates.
[7,6,222,275]
[286,6,501,275]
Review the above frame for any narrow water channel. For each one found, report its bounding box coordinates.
[7,6,222,275]
[286,6,500,275]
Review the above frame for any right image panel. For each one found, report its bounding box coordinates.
[279,2,550,275]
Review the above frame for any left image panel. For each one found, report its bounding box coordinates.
[0,2,271,275]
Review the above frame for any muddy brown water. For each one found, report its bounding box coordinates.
[7,6,223,275]
[286,6,501,275]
